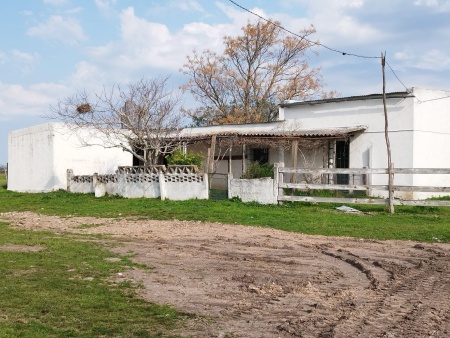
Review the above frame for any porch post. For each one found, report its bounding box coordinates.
[328,140,335,184]
[228,145,233,178]
[242,143,247,174]
[207,135,217,174]
[291,140,298,183]
[278,145,285,164]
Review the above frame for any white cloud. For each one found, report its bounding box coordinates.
[86,6,240,80]
[20,10,34,16]
[11,50,40,74]
[69,61,106,90]
[394,51,413,61]
[393,49,450,71]
[414,0,439,6]
[0,52,7,65]
[43,0,69,5]
[416,49,450,70]
[170,0,204,12]
[0,82,68,117]
[414,0,450,11]
[65,7,83,15]
[295,1,382,46]
[95,0,117,16]
[27,15,86,46]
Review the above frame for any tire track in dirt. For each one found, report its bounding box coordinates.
[2,212,449,338]
[320,244,450,338]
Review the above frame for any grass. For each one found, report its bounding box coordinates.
[1,173,449,243]
[0,222,187,337]
[0,172,449,337]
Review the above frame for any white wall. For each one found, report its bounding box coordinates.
[283,95,416,171]
[8,123,132,192]
[411,88,450,198]
[229,177,276,204]
[282,89,450,199]
[8,123,55,192]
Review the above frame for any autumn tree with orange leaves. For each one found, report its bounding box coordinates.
[181,19,335,126]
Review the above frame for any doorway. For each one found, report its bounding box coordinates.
[335,140,349,184]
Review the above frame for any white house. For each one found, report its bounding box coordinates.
[277,87,450,199]
[8,122,132,192]
[180,87,450,199]
[7,87,450,199]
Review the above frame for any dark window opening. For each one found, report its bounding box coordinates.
[252,148,269,164]
[133,148,144,166]
[132,148,167,166]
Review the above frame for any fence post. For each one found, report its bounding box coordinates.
[274,162,284,204]
[159,171,166,200]
[227,173,232,200]
[67,169,73,192]
[204,172,209,200]
[93,173,106,197]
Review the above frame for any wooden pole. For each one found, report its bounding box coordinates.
[291,140,298,183]
[228,145,233,178]
[381,52,395,214]
[242,143,247,174]
[208,135,217,174]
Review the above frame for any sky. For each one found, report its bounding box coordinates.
[2,0,450,165]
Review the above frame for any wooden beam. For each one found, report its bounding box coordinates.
[290,140,298,183]
[242,143,247,174]
[207,135,216,174]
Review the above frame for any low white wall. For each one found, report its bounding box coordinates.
[162,174,209,200]
[69,175,94,194]
[67,166,208,200]
[229,177,276,204]
[117,173,161,198]
[94,174,119,197]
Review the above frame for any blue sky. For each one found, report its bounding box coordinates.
[2,0,450,165]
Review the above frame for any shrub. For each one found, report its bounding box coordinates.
[166,148,204,169]
[241,161,274,179]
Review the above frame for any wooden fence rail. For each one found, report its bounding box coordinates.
[276,167,450,207]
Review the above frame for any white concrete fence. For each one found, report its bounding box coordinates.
[228,164,450,206]
[67,165,208,200]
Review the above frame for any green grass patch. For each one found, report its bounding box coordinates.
[1,173,449,243]
[0,221,186,337]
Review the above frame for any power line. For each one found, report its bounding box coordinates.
[226,0,426,94]
[385,60,410,93]
[227,0,380,59]
[417,94,450,103]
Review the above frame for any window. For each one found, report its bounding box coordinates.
[252,148,269,164]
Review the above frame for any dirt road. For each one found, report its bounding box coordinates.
[2,211,449,337]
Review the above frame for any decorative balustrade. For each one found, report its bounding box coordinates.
[117,166,166,174]
[67,165,207,200]
[72,175,93,183]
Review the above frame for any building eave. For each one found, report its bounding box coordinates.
[279,91,414,108]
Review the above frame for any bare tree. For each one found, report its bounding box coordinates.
[181,19,336,126]
[48,76,183,165]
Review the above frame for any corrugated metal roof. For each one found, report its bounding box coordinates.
[178,122,366,139]
[280,91,413,107]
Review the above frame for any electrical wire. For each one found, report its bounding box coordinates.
[385,60,410,93]
[226,0,443,97]
[227,0,380,59]
[417,94,450,103]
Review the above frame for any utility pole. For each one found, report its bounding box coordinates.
[381,52,395,214]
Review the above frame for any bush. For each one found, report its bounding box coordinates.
[166,148,204,169]
[241,162,274,179]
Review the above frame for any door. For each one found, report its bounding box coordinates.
[335,140,349,184]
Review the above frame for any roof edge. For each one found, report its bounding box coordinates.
[280,91,413,107]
